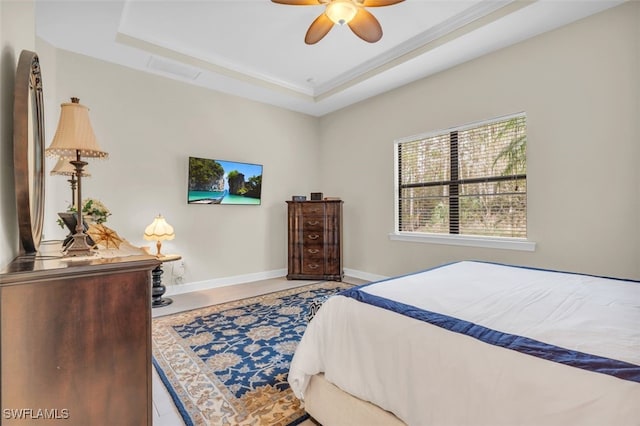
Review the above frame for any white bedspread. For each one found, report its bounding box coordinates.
[288,261,640,426]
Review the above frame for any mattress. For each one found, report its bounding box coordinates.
[288,261,640,425]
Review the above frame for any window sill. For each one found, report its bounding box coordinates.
[388,232,536,252]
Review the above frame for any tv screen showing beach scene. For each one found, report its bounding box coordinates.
[188,156,263,205]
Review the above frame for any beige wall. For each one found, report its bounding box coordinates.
[320,2,640,280]
[43,50,321,285]
[2,2,638,283]
[0,0,36,266]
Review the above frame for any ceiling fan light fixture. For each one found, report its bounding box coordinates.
[325,1,358,26]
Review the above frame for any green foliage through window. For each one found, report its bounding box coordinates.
[395,113,527,238]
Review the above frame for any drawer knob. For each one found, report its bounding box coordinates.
[308,249,320,254]
[307,220,320,226]
[308,264,319,270]
[308,234,319,240]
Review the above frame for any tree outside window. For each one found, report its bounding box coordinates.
[395,113,527,239]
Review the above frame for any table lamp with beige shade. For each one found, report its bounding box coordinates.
[143,214,180,307]
[45,97,107,257]
[143,214,175,256]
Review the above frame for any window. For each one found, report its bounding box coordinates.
[394,113,529,247]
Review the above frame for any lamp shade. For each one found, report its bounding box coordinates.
[50,158,90,177]
[45,97,108,159]
[144,215,175,242]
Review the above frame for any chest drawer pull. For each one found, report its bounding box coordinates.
[307,248,320,254]
[307,234,319,240]
[307,264,319,270]
[307,220,320,226]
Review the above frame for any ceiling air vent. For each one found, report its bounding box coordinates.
[147,56,201,80]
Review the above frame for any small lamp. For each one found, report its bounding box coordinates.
[143,215,175,257]
[46,97,107,257]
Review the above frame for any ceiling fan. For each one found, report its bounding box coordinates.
[272,0,405,45]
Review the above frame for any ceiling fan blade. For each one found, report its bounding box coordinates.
[348,8,382,43]
[361,0,405,7]
[271,0,321,5]
[305,13,334,44]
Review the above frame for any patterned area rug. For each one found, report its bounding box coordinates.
[152,281,352,426]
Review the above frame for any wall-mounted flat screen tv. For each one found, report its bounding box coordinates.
[188,156,263,205]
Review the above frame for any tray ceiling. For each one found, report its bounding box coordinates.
[36,0,623,116]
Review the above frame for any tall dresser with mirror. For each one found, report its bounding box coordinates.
[286,200,343,281]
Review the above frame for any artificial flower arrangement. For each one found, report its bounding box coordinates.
[57,198,125,249]
[57,198,111,228]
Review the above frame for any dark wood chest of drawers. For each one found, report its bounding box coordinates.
[286,200,343,281]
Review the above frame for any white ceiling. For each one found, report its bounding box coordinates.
[35,0,623,116]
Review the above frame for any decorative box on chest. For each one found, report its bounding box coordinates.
[286,200,343,281]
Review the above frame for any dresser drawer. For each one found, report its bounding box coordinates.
[303,231,324,245]
[301,203,325,216]
[302,245,323,262]
[303,246,323,258]
[302,217,324,231]
[302,259,324,275]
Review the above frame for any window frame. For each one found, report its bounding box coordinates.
[391,113,536,252]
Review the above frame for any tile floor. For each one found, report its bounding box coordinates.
[151,276,364,425]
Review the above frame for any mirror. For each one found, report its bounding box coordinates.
[13,50,45,254]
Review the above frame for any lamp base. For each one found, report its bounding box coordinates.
[64,232,95,257]
[151,265,173,308]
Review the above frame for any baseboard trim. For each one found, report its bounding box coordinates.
[165,269,288,296]
[343,268,389,283]
[164,268,389,296]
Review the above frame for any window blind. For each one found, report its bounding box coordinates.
[396,114,527,238]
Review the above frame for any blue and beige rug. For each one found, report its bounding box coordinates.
[152,281,352,426]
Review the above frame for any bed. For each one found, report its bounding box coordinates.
[288,261,640,425]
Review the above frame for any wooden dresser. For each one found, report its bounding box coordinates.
[0,244,159,425]
[287,200,343,281]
